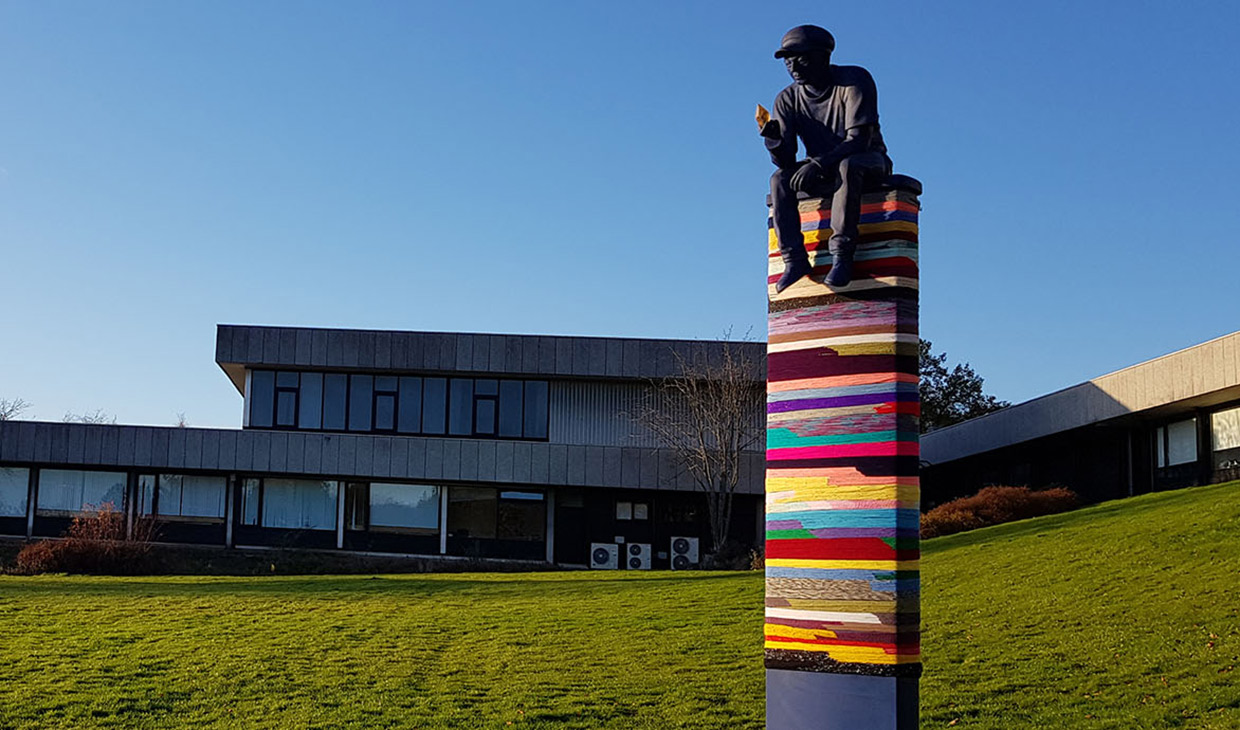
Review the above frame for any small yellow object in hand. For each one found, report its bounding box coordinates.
[755,104,771,130]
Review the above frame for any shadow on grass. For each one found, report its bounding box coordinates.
[0,571,760,600]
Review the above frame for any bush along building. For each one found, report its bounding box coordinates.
[921,331,1240,507]
[0,326,766,567]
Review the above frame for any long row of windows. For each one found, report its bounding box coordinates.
[0,467,546,543]
[248,370,550,440]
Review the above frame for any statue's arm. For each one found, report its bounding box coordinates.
[764,95,799,169]
[810,125,876,171]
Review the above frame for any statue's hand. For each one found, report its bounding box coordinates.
[755,104,771,130]
[790,159,825,191]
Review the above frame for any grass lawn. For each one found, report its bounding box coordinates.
[1,481,1238,728]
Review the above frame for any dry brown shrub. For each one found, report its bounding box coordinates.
[14,503,159,575]
[921,486,1079,538]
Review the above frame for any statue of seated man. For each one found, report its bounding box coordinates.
[759,25,893,292]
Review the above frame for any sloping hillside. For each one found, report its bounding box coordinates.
[921,481,1240,729]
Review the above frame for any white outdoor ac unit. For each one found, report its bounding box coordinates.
[625,543,652,570]
[670,536,700,570]
[590,543,620,570]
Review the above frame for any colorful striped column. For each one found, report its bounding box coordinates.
[765,181,921,729]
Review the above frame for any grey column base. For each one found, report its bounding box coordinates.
[767,670,918,730]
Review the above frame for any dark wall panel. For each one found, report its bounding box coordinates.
[494,441,514,482]
[295,329,313,366]
[512,442,533,484]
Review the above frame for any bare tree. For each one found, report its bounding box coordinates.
[63,409,117,425]
[175,412,189,428]
[0,397,32,421]
[631,337,764,554]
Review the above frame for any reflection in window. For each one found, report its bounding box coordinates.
[448,487,497,539]
[323,374,348,430]
[260,478,338,530]
[398,377,422,433]
[523,381,549,439]
[498,491,545,541]
[499,381,523,437]
[299,373,323,429]
[250,371,275,428]
[1213,407,1240,452]
[370,483,439,532]
[449,379,474,435]
[155,474,226,519]
[1156,418,1198,468]
[240,478,261,525]
[37,469,126,513]
[0,467,29,517]
[423,378,447,435]
[349,375,373,432]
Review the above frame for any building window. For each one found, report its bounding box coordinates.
[616,501,649,521]
[374,377,398,432]
[447,487,546,541]
[299,373,323,429]
[36,469,126,514]
[368,483,439,533]
[0,467,29,517]
[1212,406,1240,452]
[139,474,226,520]
[245,369,551,441]
[240,478,338,530]
[1156,418,1198,468]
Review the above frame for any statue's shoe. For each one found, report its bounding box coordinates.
[775,257,813,293]
[825,254,853,288]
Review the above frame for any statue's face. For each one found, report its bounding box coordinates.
[783,50,831,86]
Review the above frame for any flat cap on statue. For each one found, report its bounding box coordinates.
[773,25,836,58]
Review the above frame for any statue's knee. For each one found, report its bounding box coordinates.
[771,168,792,188]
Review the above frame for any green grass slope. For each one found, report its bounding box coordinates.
[921,481,1240,729]
[0,482,1236,729]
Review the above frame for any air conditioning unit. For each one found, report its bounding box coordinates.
[590,543,620,570]
[670,536,700,570]
[626,543,652,570]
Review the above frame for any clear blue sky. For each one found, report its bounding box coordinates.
[3,1,1239,428]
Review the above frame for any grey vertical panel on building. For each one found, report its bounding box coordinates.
[639,449,659,489]
[375,332,392,369]
[488,336,506,373]
[100,427,120,466]
[49,426,68,463]
[407,438,427,479]
[423,440,444,480]
[554,338,573,376]
[494,441,514,482]
[0,424,18,461]
[602,447,622,487]
[318,434,338,475]
[477,441,497,480]
[548,444,568,485]
[584,446,604,485]
[472,335,491,371]
[458,441,478,480]
[355,437,374,476]
[358,331,377,368]
[266,433,285,473]
[199,430,220,470]
[311,329,329,366]
[251,431,271,472]
[14,423,35,461]
[566,447,586,485]
[279,329,296,364]
[167,429,187,468]
[337,436,357,476]
[512,442,533,484]
[295,329,313,366]
[217,430,237,471]
[530,443,550,484]
[620,448,640,487]
[184,430,203,469]
[538,337,557,373]
[285,433,304,473]
[521,337,539,373]
[35,424,53,462]
[455,336,473,371]
[389,437,409,478]
[216,326,233,363]
[441,439,462,480]
[605,340,624,377]
[439,336,455,373]
[504,337,523,376]
[373,437,391,478]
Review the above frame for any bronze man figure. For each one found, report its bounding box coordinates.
[760,25,893,291]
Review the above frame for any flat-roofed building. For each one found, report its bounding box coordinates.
[922,331,1240,506]
[0,326,766,567]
